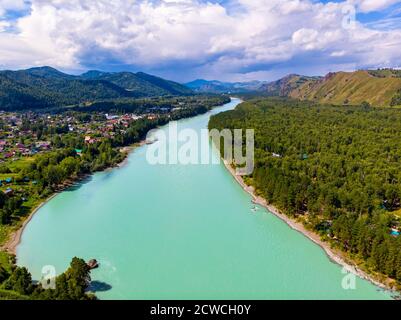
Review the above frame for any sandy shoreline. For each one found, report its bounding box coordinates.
[1,139,149,255]
[117,140,147,168]
[1,173,94,255]
[0,102,228,258]
[1,193,58,255]
[222,160,396,295]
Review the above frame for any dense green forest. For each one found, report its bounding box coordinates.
[81,70,193,96]
[209,98,401,285]
[64,95,229,114]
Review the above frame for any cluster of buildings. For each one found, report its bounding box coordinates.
[0,140,51,161]
[0,110,159,163]
[96,113,158,139]
[0,112,52,162]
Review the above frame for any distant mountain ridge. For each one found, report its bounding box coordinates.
[185,79,267,93]
[0,66,193,110]
[188,69,401,107]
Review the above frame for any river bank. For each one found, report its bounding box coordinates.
[1,172,95,255]
[1,100,229,257]
[1,194,58,255]
[117,141,147,169]
[0,140,146,255]
[222,160,398,296]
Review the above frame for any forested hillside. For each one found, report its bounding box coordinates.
[82,70,192,96]
[0,67,193,110]
[209,98,401,286]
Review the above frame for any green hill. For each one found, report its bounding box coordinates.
[260,74,321,97]
[0,74,57,110]
[0,67,193,110]
[81,70,192,96]
[286,70,401,107]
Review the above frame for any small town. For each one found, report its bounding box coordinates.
[0,110,161,163]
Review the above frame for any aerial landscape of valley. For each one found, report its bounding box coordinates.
[1,0,401,311]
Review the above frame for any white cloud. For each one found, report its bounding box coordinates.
[331,50,347,57]
[357,0,401,13]
[292,28,319,49]
[0,20,10,31]
[0,0,401,80]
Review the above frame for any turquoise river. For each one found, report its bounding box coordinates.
[17,98,392,299]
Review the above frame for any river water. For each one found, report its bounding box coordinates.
[17,98,391,299]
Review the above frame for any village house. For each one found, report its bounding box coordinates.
[36,141,51,150]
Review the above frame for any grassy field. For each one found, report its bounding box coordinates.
[6,157,35,172]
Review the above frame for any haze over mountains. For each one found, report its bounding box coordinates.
[0,67,192,110]
[185,79,267,94]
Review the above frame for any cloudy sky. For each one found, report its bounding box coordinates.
[0,0,401,82]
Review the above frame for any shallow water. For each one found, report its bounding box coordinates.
[17,98,391,299]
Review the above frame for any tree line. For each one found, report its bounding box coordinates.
[0,256,95,300]
[209,97,401,285]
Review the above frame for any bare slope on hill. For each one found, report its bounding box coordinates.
[288,70,401,107]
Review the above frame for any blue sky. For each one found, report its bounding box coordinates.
[1,0,401,82]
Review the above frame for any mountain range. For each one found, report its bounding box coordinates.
[185,79,267,94]
[2,66,401,111]
[0,67,192,110]
[187,69,401,107]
